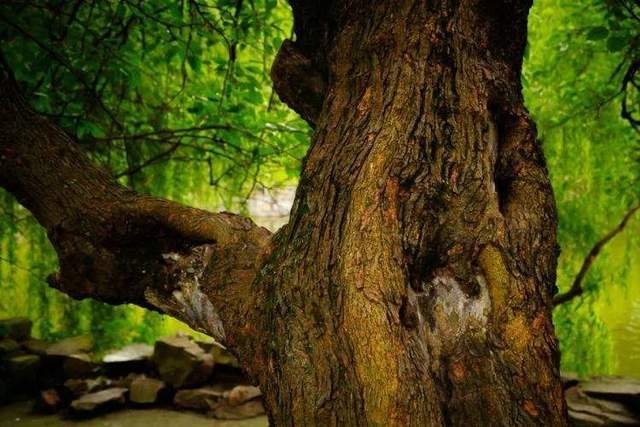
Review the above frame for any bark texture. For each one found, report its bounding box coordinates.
[265,0,566,425]
[0,0,567,425]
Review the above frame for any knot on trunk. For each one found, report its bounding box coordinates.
[271,40,327,127]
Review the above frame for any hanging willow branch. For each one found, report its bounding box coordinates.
[553,202,640,306]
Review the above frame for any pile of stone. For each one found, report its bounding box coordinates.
[0,317,264,420]
[563,373,640,425]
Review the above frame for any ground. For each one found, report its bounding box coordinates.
[0,401,268,427]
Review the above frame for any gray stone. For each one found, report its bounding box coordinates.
[212,400,266,420]
[64,377,112,397]
[227,385,262,406]
[0,317,32,341]
[62,353,95,378]
[6,354,40,387]
[103,343,153,363]
[21,339,51,356]
[0,338,20,357]
[129,375,166,404]
[197,341,239,367]
[70,387,127,413]
[566,386,640,426]
[580,376,640,411]
[46,336,93,356]
[173,387,225,411]
[153,336,214,388]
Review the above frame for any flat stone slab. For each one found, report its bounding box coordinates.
[6,354,40,387]
[0,338,20,356]
[21,339,51,355]
[103,343,153,363]
[70,387,127,413]
[64,377,113,397]
[174,387,225,411]
[566,385,640,426]
[213,400,266,420]
[580,376,640,410]
[46,336,93,356]
[227,385,262,406]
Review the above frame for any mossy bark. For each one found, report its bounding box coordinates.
[262,0,566,424]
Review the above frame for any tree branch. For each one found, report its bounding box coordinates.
[0,63,271,350]
[553,203,640,306]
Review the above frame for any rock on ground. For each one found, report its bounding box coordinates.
[70,387,127,414]
[566,385,640,426]
[213,400,266,420]
[174,387,226,411]
[64,377,113,397]
[129,375,166,404]
[6,354,40,390]
[153,336,214,388]
[227,385,262,406]
[46,336,93,356]
[580,376,640,410]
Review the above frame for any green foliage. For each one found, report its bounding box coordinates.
[525,0,639,376]
[0,0,306,350]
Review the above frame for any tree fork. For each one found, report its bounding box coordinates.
[0,63,271,354]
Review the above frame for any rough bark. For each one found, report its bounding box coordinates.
[264,0,566,424]
[0,65,271,351]
[0,0,568,425]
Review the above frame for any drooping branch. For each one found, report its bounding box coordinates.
[553,203,640,306]
[0,60,271,348]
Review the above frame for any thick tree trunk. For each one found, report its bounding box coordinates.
[264,0,566,424]
[0,0,567,425]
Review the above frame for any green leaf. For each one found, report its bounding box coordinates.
[586,26,609,41]
[606,36,627,52]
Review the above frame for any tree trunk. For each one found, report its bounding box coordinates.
[263,0,566,424]
[0,0,567,425]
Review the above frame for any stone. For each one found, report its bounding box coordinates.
[197,341,239,367]
[227,385,262,406]
[173,387,225,411]
[103,343,153,376]
[46,336,93,356]
[35,389,63,413]
[64,377,112,397]
[62,353,95,378]
[580,376,640,411]
[0,317,32,341]
[212,400,266,420]
[566,386,640,426]
[153,336,214,388]
[129,375,166,404]
[561,371,580,390]
[70,387,127,413]
[21,339,51,356]
[0,338,20,357]
[103,343,153,363]
[6,354,40,388]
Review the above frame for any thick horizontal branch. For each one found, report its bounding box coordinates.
[0,64,271,347]
[553,203,640,306]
